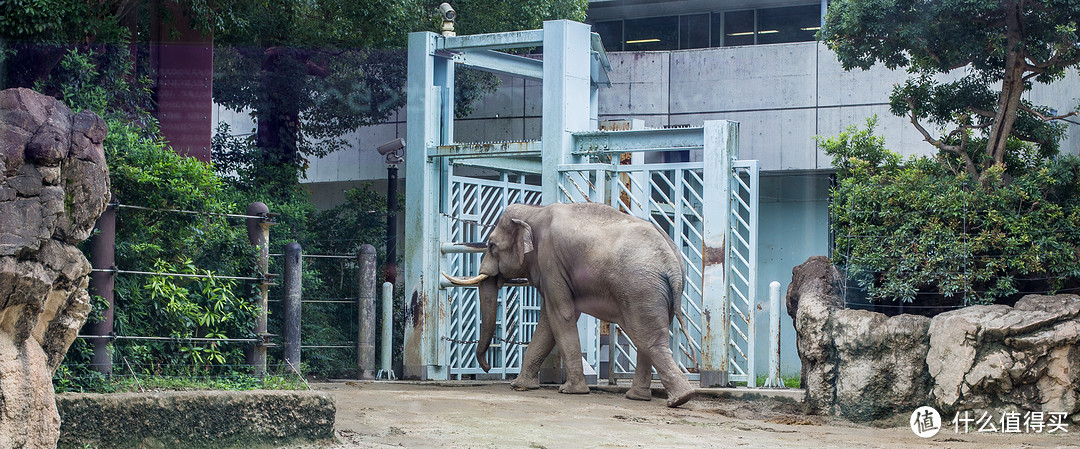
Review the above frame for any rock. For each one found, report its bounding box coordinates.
[787,256,930,421]
[927,295,1080,419]
[56,390,336,449]
[789,256,1080,424]
[0,88,110,448]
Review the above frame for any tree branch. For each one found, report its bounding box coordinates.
[1019,104,1079,122]
[906,99,979,177]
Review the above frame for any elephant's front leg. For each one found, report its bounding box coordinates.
[510,313,554,391]
[546,307,590,394]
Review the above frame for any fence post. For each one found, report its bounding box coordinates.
[377,281,397,379]
[762,281,784,388]
[88,194,116,375]
[357,244,377,379]
[246,202,271,376]
[283,242,303,370]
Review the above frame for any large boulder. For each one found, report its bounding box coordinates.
[0,88,110,448]
[927,295,1080,418]
[788,256,931,420]
[789,256,1080,424]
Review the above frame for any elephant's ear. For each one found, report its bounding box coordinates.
[511,218,534,253]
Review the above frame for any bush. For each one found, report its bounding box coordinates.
[824,118,1080,306]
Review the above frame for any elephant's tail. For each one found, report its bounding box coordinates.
[665,267,697,366]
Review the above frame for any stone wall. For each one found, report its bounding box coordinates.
[56,390,336,448]
[0,88,111,448]
[788,256,1080,423]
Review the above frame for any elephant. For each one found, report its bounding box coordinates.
[443,202,696,407]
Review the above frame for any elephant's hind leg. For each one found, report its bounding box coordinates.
[625,349,654,401]
[510,315,555,391]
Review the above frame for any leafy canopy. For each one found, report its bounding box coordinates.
[819,0,1080,178]
[824,118,1080,307]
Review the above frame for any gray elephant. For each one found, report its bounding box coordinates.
[443,202,696,407]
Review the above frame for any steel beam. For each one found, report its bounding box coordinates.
[439,30,544,51]
[431,141,541,158]
[452,50,543,81]
[573,127,705,155]
[450,156,542,174]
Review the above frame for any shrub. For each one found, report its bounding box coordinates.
[824,118,1080,306]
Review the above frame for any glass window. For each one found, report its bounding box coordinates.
[624,16,679,51]
[757,4,821,44]
[721,10,755,47]
[679,14,710,49]
[592,20,624,52]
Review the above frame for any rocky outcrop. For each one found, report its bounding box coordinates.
[789,256,1080,423]
[0,88,110,448]
[788,256,931,420]
[56,390,336,449]
[928,295,1080,418]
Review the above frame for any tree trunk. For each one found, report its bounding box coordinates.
[256,49,302,169]
[984,0,1027,169]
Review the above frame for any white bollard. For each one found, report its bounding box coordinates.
[377,282,397,380]
[761,281,784,388]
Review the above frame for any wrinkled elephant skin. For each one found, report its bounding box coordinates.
[445,203,696,407]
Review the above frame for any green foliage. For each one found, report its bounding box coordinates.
[819,0,1080,175]
[824,119,1080,305]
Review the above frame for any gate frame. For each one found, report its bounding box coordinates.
[403,20,748,385]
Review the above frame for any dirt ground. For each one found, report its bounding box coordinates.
[309,381,1078,449]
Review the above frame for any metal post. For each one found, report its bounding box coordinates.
[607,325,618,385]
[88,195,116,375]
[245,202,271,376]
[377,281,397,380]
[762,281,784,388]
[282,242,303,370]
[385,165,398,285]
[700,120,739,388]
[357,244,377,379]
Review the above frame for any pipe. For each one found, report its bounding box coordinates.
[385,164,398,284]
[282,242,302,369]
[762,281,784,388]
[377,281,397,380]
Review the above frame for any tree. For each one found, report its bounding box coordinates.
[819,0,1080,178]
[210,0,587,194]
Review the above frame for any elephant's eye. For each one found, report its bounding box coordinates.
[488,242,498,255]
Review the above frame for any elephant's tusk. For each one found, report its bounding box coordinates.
[442,272,489,285]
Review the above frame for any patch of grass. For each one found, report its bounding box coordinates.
[752,375,801,389]
[55,372,307,394]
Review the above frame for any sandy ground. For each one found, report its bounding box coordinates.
[306,381,1078,449]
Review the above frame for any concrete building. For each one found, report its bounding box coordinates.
[216,0,1080,379]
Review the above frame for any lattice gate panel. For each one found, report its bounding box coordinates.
[726,161,759,385]
[557,163,707,380]
[446,171,542,377]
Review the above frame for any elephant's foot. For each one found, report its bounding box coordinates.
[624,387,653,401]
[558,381,590,394]
[664,385,695,408]
[510,376,540,391]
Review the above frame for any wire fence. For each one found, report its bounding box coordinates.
[60,199,375,391]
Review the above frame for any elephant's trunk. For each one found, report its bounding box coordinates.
[476,277,499,372]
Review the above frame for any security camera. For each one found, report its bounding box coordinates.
[377,138,406,156]
[439,3,456,22]
[439,3,456,37]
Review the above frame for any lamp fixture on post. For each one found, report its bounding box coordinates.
[376,138,405,284]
